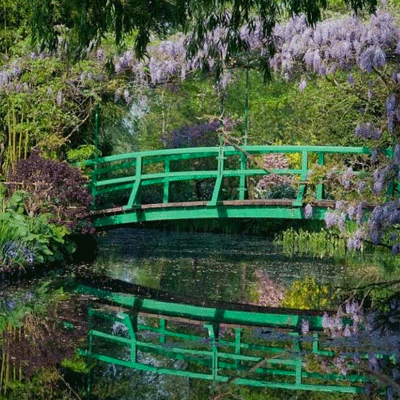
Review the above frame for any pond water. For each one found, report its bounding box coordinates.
[87,227,355,400]
[93,227,345,305]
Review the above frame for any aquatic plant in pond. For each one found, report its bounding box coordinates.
[275,228,347,258]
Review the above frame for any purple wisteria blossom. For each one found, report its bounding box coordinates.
[304,204,313,219]
[325,211,338,228]
[56,90,63,107]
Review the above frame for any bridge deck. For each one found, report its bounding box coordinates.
[90,199,337,216]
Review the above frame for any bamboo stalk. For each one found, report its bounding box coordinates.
[3,325,10,394]
[12,327,15,382]
[6,109,11,170]
[18,327,22,381]
[18,114,23,161]
[0,334,5,392]
[4,351,8,394]
[12,107,16,165]
[24,128,29,159]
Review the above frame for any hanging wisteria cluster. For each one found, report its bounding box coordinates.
[267,6,400,252]
[269,7,400,149]
[0,6,273,101]
[1,5,396,109]
[269,9,400,78]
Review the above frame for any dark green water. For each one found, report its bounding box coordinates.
[88,228,361,400]
[93,227,344,304]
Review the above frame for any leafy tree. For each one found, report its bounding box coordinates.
[0,0,379,170]
[30,0,178,60]
[0,0,30,55]
[29,0,378,68]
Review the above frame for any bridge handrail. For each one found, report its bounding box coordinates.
[84,145,372,167]
[85,145,390,221]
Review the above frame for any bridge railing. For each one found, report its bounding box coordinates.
[84,145,372,211]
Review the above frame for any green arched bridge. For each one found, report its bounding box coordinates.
[86,145,375,228]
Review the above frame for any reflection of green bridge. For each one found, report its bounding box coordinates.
[75,278,370,395]
[87,145,372,227]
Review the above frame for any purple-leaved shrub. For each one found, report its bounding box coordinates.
[7,153,92,233]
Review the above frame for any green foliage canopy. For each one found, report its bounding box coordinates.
[29,0,378,65]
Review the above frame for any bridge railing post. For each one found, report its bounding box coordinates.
[235,328,242,369]
[90,170,97,209]
[316,152,324,200]
[124,155,142,210]
[293,150,308,207]
[204,323,219,380]
[208,146,225,206]
[87,308,94,399]
[239,153,247,200]
[124,313,138,364]
[163,160,170,203]
[292,332,302,387]
[159,318,167,344]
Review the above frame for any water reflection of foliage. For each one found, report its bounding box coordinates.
[158,258,246,302]
[93,253,254,303]
[276,227,400,281]
[0,283,89,399]
[92,254,164,289]
[248,270,284,307]
[282,277,330,310]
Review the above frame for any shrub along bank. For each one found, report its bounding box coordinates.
[0,153,93,280]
